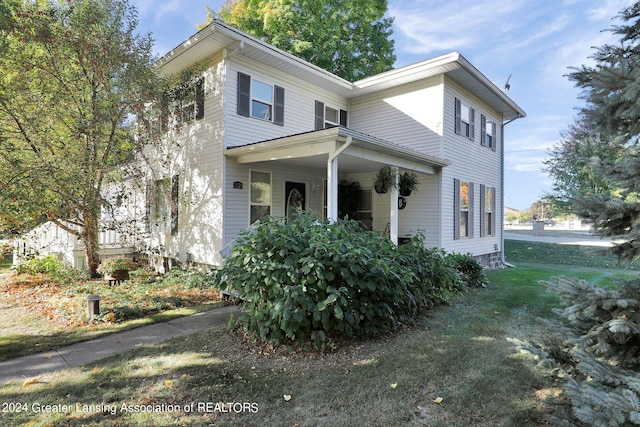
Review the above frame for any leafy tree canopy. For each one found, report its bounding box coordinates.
[206,0,396,81]
[543,115,625,212]
[0,0,165,275]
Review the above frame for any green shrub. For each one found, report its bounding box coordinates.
[449,252,488,288]
[160,267,215,289]
[216,214,472,349]
[15,255,88,284]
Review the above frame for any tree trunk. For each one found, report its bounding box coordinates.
[82,211,102,278]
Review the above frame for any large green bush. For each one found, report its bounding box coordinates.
[217,214,479,349]
[16,255,88,284]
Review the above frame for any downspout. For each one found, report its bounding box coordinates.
[501,115,521,267]
[327,136,353,222]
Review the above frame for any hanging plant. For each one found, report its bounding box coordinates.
[399,171,419,196]
[374,166,397,194]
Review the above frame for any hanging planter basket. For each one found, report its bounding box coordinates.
[374,166,396,194]
[399,171,419,197]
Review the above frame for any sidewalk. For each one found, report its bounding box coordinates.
[504,232,619,247]
[0,305,238,385]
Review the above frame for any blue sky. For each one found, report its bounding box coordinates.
[133,0,634,210]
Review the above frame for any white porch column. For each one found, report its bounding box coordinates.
[327,137,352,223]
[327,155,339,223]
[390,166,399,244]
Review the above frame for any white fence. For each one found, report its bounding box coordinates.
[13,221,136,269]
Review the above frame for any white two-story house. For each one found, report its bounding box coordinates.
[17,19,525,271]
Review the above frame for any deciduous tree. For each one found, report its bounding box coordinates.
[210,0,396,81]
[0,0,164,276]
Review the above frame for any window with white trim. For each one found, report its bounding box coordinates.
[454,179,474,239]
[480,185,496,237]
[455,98,475,140]
[250,171,271,224]
[481,114,496,149]
[315,100,347,129]
[237,72,284,126]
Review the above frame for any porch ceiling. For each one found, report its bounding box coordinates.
[224,127,451,175]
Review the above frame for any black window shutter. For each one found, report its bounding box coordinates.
[454,98,461,135]
[480,115,486,146]
[237,72,251,117]
[479,184,486,237]
[454,178,460,240]
[491,122,497,151]
[469,108,475,141]
[274,85,285,126]
[468,182,475,238]
[339,109,348,127]
[491,187,496,234]
[171,174,179,236]
[195,78,205,120]
[315,100,324,130]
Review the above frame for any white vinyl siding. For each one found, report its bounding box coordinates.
[348,76,445,157]
[441,78,502,255]
[149,53,226,268]
[224,159,328,247]
[225,57,348,149]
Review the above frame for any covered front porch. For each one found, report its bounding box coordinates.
[225,127,450,244]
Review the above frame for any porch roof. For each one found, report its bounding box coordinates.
[224,127,451,175]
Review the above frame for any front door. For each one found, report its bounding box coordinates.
[285,181,306,219]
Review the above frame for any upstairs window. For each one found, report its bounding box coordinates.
[481,115,496,149]
[455,98,475,140]
[315,100,347,130]
[237,72,284,126]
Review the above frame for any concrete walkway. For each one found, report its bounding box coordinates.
[504,232,620,247]
[0,305,238,385]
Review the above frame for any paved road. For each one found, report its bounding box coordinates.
[504,232,619,247]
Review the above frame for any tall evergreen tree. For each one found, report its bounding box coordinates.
[568,1,640,263]
[211,0,396,81]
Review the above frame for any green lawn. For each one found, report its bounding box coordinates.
[1,240,634,426]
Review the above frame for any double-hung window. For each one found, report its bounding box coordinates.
[454,179,474,239]
[147,175,179,235]
[480,185,496,237]
[455,98,475,140]
[481,114,496,149]
[250,171,272,225]
[237,72,284,126]
[315,100,347,129]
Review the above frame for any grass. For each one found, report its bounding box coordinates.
[1,239,636,426]
[504,238,639,270]
[0,270,224,361]
[0,251,12,271]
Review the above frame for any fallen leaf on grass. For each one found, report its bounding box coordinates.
[180,374,189,379]
[433,397,443,404]
[92,367,100,373]
[390,383,398,389]
[23,377,40,386]
[283,394,292,401]
[164,380,173,387]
